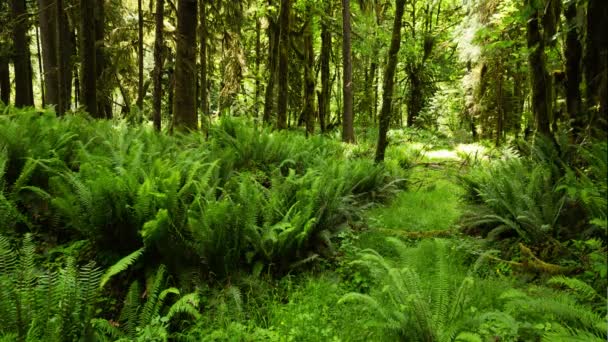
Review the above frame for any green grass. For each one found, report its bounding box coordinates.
[366,173,462,233]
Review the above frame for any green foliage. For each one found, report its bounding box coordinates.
[100,247,145,289]
[93,265,200,341]
[0,111,402,276]
[0,234,102,341]
[460,139,607,244]
[339,238,487,341]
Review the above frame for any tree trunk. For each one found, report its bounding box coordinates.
[60,12,75,111]
[368,61,377,120]
[319,6,331,132]
[137,0,144,109]
[303,8,315,136]
[263,0,279,124]
[375,0,405,162]
[153,0,164,131]
[95,0,111,118]
[254,18,261,117]
[584,0,608,133]
[35,25,45,107]
[199,0,208,115]
[564,2,583,138]
[276,0,291,130]
[173,0,198,131]
[525,0,551,136]
[11,0,35,107]
[38,0,59,108]
[341,0,354,142]
[0,56,9,105]
[55,0,68,114]
[80,0,97,116]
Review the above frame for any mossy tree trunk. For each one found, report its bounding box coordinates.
[276,0,291,130]
[341,0,355,142]
[525,0,551,136]
[173,0,198,131]
[153,0,165,131]
[375,0,405,162]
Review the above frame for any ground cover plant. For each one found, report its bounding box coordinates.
[1,0,608,339]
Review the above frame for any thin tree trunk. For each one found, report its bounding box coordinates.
[55,0,68,114]
[199,0,208,115]
[368,61,377,120]
[153,0,164,131]
[496,67,504,147]
[254,18,261,117]
[263,0,279,124]
[12,0,35,107]
[564,2,583,138]
[319,5,331,132]
[276,0,291,129]
[35,24,45,107]
[303,7,315,135]
[526,0,551,136]
[80,0,97,117]
[173,0,198,130]
[137,0,144,109]
[375,0,405,162]
[341,0,354,142]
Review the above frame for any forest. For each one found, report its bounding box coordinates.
[0,0,606,340]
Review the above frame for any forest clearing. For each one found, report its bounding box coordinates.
[0,0,607,341]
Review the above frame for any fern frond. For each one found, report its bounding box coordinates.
[547,276,601,302]
[166,293,201,321]
[100,247,144,289]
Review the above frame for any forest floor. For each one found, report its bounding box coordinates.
[198,141,482,341]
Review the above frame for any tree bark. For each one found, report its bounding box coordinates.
[199,0,208,115]
[584,0,608,133]
[254,18,261,117]
[173,0,198,131]
[39,0,59,108]
[137,0,145,109]
[36,25,45,107]
[54,0,67,114]
[375,0,405,162]
[0,56,9,105]
[80,0,97,117]
[525,0,551,136]
[341,0,354,142]
[564,2,583,138]
[276,0,291,130]
[303,7,315,135]
[319,2,331,132]
[95,0,111,118]
[0,1,9,105]
[262,1,279,124]
[153,0,165,131]
[11,0,35,107]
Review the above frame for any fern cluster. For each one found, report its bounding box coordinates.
[0,234,102,341]
[0,110,403,278]
[339,238,607,341]
[460,137,607,243]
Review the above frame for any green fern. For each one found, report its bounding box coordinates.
[100,247,145,289]
[340,239,483,341]
[0,234,102,341]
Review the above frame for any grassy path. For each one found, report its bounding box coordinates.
[209,147,475,341]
